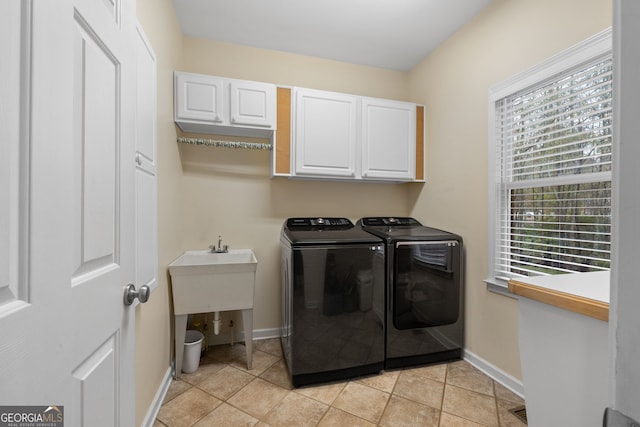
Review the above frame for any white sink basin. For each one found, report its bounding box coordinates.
[169,249,257,274]
[168,249,257,314]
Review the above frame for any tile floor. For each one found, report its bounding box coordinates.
[155,338,526,427]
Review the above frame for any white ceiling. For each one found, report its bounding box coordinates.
[172,0,492,72]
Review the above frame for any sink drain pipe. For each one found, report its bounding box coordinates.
[213,311,221,335]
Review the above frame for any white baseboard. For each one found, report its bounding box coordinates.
[463,349,524,398]
[141,366,172,427]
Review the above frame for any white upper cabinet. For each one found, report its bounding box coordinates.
[175,72,224,124]
[230,80,276,128]
[286,87,421,182]
[294,88,358,178]
[174,71,276,137]
[361,97,416,181]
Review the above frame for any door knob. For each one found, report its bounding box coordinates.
[123,283,150,305]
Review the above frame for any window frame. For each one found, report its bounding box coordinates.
[487,28,612,290]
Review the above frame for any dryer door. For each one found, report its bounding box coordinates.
[393,240,461,329]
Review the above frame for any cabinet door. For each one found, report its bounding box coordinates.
[174,72,224,123]
[362,98,416,180]
[230,80,276,128]
[294,88,357,177]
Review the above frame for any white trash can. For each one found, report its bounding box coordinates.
[182,330,204,374]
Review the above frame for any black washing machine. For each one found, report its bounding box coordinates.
[280,217,385,387]
[358,217,464,369]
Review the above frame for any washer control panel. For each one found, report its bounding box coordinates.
[286,217,352,229]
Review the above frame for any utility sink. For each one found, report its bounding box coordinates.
[168,249,258,377]
[169,249,257,314]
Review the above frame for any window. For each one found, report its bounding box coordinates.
[488,30,612,287]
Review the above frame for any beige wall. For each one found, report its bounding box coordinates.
[180,37,410,99]
[408,0,611,379]
[135,0,611,422]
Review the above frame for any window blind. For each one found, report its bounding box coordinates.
[494,55,612,280]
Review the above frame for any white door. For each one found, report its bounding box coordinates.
[294,88,358,177]
[0,1,143,425]
[361,97,416,181]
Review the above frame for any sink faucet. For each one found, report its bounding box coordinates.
[209,235,229,253]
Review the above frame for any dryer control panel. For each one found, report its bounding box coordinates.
[360,217,421,227]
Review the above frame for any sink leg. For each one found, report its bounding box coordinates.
[242,309,253,370]
[174,314,188,379]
